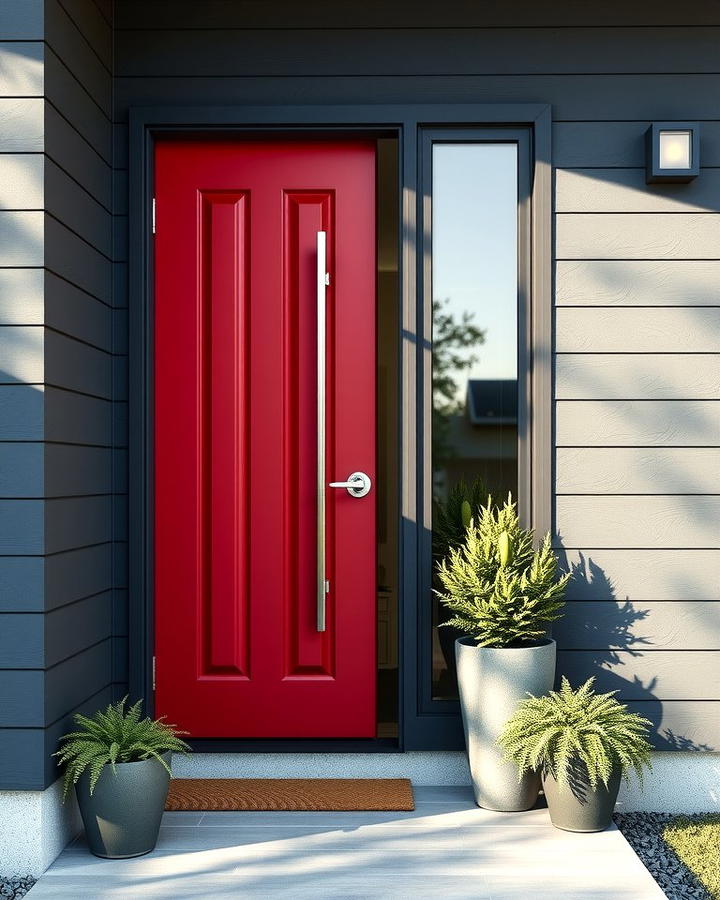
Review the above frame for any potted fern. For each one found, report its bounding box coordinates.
[499,677,652,831]
[54,698,190,858]
[436,495,568,811]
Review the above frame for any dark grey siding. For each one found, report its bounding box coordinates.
[113,2,720,751]
[0,0,47,791]
[0,0,116,790]
[43,0,119,788]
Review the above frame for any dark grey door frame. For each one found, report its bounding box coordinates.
[127,103,552,751]
[415,126,536,745]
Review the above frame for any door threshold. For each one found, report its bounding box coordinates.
[187,737,401,753]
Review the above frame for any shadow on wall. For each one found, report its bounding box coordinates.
[554,551,713,752]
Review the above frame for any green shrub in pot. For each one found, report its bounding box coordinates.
[431,476,488,688]
[55,698,190,858]
[498,676,653,831]
[432,476,488,566]
[436,494,568,648]
[435,495,570,811]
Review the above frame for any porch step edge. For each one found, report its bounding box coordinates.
[171,751,471,786]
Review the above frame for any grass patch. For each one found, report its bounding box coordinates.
[663,815,720,899]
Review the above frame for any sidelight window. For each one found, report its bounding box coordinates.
[426,138,521,701]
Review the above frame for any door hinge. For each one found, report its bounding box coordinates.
[152,655,156,691]
[325,272,330,286]
[152,198,156,234]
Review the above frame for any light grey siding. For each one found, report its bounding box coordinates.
[547,19,720,751]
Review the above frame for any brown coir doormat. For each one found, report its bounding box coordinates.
[165,778,414,811]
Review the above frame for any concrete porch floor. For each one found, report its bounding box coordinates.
[27,786,664,899]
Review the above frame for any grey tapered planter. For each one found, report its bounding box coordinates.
[542,762,622,832]
[456,637,556,811]
[75,752,171,858]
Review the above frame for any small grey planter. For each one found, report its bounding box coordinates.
[542,762,622,832]
[75,753,171,858]
[456,637,556,811]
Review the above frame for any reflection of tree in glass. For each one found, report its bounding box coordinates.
[432,476,488,567]
[432,298,485,467]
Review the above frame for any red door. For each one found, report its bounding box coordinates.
[154,140,376,737]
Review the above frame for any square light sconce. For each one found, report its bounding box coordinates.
[646,122,700,183]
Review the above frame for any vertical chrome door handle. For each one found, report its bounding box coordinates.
[316,231,328,632]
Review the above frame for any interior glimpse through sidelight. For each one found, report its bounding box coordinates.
[431,143,519,700]
[376,138,400,737]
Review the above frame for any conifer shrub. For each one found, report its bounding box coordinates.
[435,495,569,647]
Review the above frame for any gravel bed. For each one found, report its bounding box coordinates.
[615,813,712,900]
[0,878,36,899]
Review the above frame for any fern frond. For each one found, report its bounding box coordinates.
[54,698,191,798]
[498,678,653,790]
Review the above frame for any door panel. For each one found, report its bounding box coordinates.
[154,140,376,737]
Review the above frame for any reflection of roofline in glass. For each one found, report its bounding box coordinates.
[466,379,518,426]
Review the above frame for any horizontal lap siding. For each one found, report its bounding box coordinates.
[557,448,720,493]
[113,0,720,28]
[556,497,720,549]
[113,5,720,751]
[547,32,720,749]
[554,122,720,168]
[114,28,720,77]
[0,0,117,791]
[113,74,720,121]
[555,602,720,650]
[0,1,45,790]
[562,549,720,602]
[40,0,118,790]
[557,651,720,700]
[556,401,720,445]
[557,214,720,260]
[556,169,720,214]
[556,355,720,399]
[556,260,720,306]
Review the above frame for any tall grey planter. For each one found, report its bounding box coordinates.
[456,637,556,811]
[75,753,171,858]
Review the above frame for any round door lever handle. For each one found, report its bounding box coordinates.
[328,471,372,498]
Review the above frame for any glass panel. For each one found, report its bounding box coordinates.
[431,143,518,700]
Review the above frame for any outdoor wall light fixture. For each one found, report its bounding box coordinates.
[645,122,700,183]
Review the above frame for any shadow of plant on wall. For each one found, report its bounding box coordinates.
[563,553,651,663]
[660,730,713,752]
[554,550,713,752]
[557,553,653,664]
